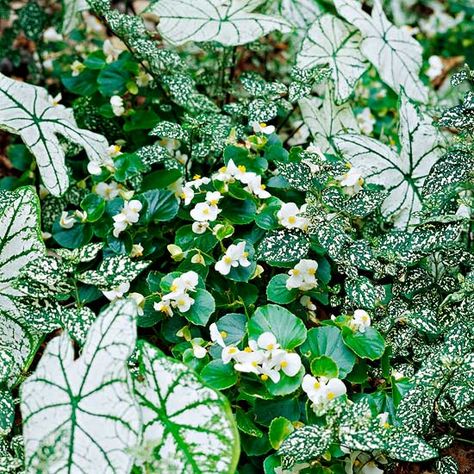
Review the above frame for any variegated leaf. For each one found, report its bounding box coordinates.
[334,92,446,228]
[334,0,428,103]
[297,14,368,103]
[0,73,109,196]
[300,85,358,153]
[146,0,291,46]
[134,342,239,473]
[0,187,44,315]
[276,0,322,29]
[21,299,141,473]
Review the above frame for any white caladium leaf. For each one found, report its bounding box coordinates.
[0,187,44,315]
[334,92,446,228]
[62,0,88,34]
[276,0,322,28]
[300,86,359,153]
[146,0,291,46]
[0,73,109,196]
[134,342,239,473]
[334,0,428,103]
[0,311,38,388]
[21,299,141,473]
[297,14,368,103]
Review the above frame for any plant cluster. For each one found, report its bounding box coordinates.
[0,1,473,473]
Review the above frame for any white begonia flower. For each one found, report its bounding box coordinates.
[110,95,125,116]
[356,107,376,135]
[136,70,153,87]
[179,271,199,292]
[215,241,251,276]
[192,221,209,235]
[338,165,364,196]
[257,332,280,353]
[351,309,371,333]
[209,323,226,347]
[112,199,143,237]
[84,12,105,33]
[277,202,308,230]
[154,300,173,316]
[192,343,207,359]
[426,55,443,80]
[233,349,265,375]
[102,281,130,301]
[171,292,195,313]
[103,39,122,63]
[302,375,347,405]
[94,181,121,201]
[222,346,240,364]
[130,243,144,258]
[252,121,276,135]
[59,211,75,229]
[272,351,302,378]
[300,295,316,311]
[286,259,318,291]
[43,27,63,42]
[175,150,188,165]
[190,202,221,222]
[205,191,223,206]
[107,144,123,158]
[245,175,271,199]
[70,60,85,77]
[259,360,281,383]
[49,93,63,107]
[180,186,195,205]
[87,147,117,176]
[129,292,145,316]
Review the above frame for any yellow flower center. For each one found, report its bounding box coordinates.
[210,199,218,206]
[193,174,201,180]
[358,177,364,186]
[238,165,246,172]
[326,392,335,400]
[251,361,258,367]
[220,331,228,339]
[244,347,252,353]
[313,382,320,389]
[308,268,316,275]
[261,374,269,381]
[224,255,233,264]
[228,347,237,354]
[177,298,185,306]
[202,208,209,215]
[266,344,274,350]
[260,184,266,189]
[281,361,288,368]
[219,166,227,173]
[170,284,178,292]
[291,269,300,276]
[288,216,297,224]
[243,251,248,257]
[260,122,267,128]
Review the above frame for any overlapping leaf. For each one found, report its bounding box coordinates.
[21,299,141,473]
[62,0,88,34]
[334,92,446,228]
[147,0,291,46]
[134,342,239,473]
[300,86,358,153]
[276,0,322,28]
[0,187,44,315]
[0,73,109,196]
[297,14,368,103]
[334,0,427,102]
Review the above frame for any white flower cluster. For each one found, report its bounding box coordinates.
[112,199,142,237]
[302,374,347,409]
[213,159,271,199]
[349,309,371,333]
[110,96,125,116]
[87,144,121,176]
[419,1,465,37]
[286,259,318,291]
[190,191,223,234]
[210,328,302,383]
[277,202,308,230]
[426,55,443,81]
[356,107,376,135]
[94,181,122,201]
[215,241,251,275]
[154,271,199,316]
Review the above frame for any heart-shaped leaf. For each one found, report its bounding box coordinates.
[21,299,141,473]
[0,73,109,196]
[134,342,240,473]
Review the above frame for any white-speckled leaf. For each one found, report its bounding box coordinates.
[297,14,368,103]
[334,92,446,228]
[21,299,141,473]
[134,342,239,473]
[334,0,427,103]
[0,73,109,196]
[0,187,44,315]
[300,86,358,153]
[147,0,291,46]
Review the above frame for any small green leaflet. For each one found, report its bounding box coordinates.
[334,92,446,228]
[0,73,109,196]
[21,299,141,473]
[134,342,240,473]
[146,0,291,46]
[276,0,322,28]
[300,86,358,153]
[334,0,427,103]
[0,187,44,315]
[62,0,88,34]
[297,14,367,103]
